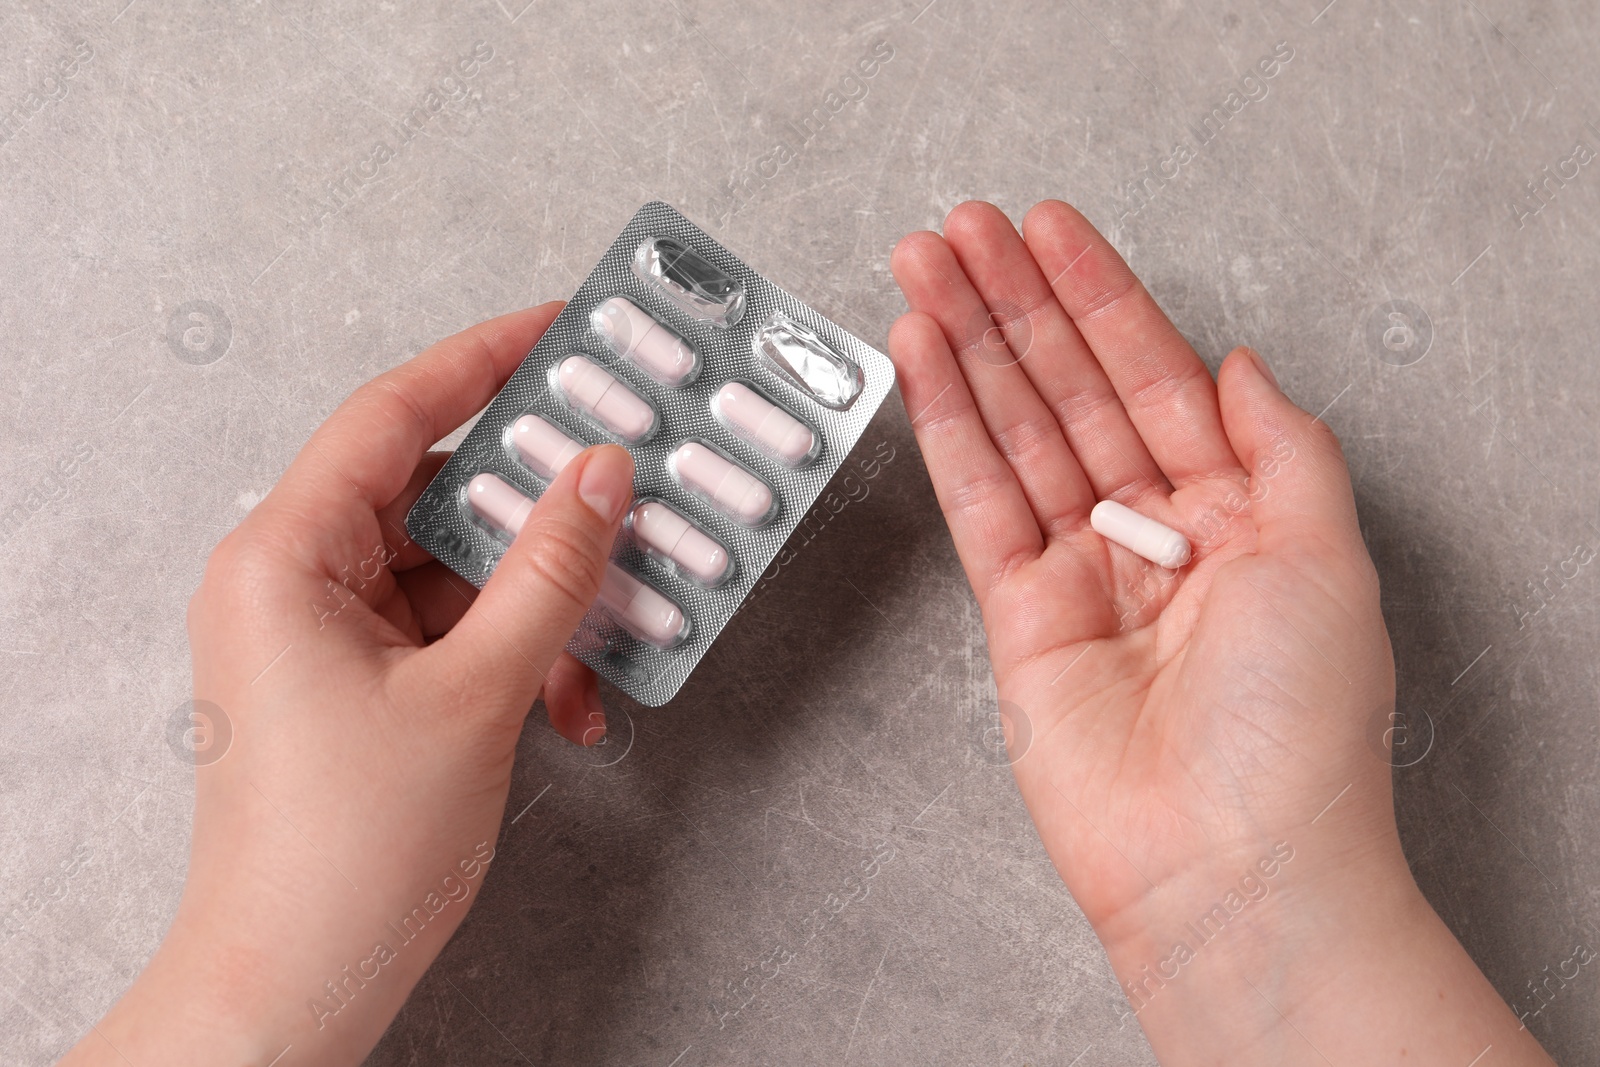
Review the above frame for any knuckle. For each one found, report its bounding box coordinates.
[917,391,977,441]
[194,530,282,614]
[509,518,606,613]
[1049,378,1117,427]
[1305,414,1347,462]
[1127,347,1210,409]
[365,377,433,441]
[197,530,247,597]
[189,553,240,639]
[940,467,1016,528]
[1073,267,1140,321]
[991,416,1058,468]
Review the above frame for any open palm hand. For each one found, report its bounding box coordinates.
[889,199,1397,963]
[889,202,1556,1066]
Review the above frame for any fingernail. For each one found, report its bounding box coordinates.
[1246,348,1280,390]
[577,445,634,524]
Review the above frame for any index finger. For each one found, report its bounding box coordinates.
[279,302,564,516]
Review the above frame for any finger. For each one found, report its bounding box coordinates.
[890,225,1095,539]
[392,561,478,640]
[543,653,606,746]
[397,444,635,719]
[940,201,1167,506]
[888,311,1044,599]
[376,450,452,571]
[1022,201,1241,486]
[1216,348,1365,557]
[278,303,563,521]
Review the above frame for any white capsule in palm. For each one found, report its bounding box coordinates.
[1090,500,1191,569]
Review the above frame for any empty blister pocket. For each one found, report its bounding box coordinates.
[754,311,863,409]
[633,235,746,328]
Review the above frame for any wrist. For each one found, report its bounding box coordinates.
[1092,822,1551,1065]
[1095,805,1410,969]
[58,904,291,1067]
[66,836,498,1067]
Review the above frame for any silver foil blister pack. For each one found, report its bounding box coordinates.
[406,201,895,706]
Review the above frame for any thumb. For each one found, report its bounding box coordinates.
[406,444,635,718]
[1217,347,1365,560]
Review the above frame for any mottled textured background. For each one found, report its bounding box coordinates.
[3,0,1597,1063]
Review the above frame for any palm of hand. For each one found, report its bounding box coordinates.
[889,201,1394,942]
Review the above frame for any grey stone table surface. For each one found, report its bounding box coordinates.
[3,0,1597,1062]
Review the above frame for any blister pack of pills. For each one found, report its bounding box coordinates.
[405,201,895,707]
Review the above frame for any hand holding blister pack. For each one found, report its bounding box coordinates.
[405,202,895,706]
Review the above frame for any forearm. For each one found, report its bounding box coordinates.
[60,822,496,1065]
[1099,841,1554,1066]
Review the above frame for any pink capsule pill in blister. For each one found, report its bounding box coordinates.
[669,440,777,527]
[712,380,819,467]
[592,296,700,387]
[629,500,733,587]
[464,471,688,649]
[509,414,584,480]
[467,471,537,540]
[554,354,657,444]
[598,559,691,649]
